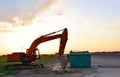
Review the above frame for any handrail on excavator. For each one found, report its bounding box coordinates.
[42,29,64,37]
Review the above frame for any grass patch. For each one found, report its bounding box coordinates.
[40,54,57,63]
[0,56,7,66]
[0,70,16,76]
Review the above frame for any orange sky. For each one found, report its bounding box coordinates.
[0,0,120,55]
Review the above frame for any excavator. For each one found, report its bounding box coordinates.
[6,28,68,69]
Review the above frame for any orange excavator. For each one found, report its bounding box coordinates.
[7,28,68,69]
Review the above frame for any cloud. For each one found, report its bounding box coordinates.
[0,0,58,25]
[53,12,64,16]
[0,22,14,32]
[13,17,23,26]
[0,0,58,32]
[39,0,58,13]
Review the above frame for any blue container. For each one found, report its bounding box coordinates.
[70,51,91,68]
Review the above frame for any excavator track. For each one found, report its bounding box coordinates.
[6,64,44,70]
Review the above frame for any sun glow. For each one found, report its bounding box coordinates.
[1,0,120,55]
[7,22,63,55]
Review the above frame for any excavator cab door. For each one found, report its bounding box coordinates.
[30,48,40,61]
[34,48,40,60]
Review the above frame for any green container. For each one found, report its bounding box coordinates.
[70,51,91,68]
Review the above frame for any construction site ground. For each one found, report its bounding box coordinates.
[2,53,120,77]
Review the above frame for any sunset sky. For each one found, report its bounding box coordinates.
[0,0,120,55]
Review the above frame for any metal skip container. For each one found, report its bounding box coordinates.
[70,51,91,68]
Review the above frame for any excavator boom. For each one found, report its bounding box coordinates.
[27,28,68,61]
[7,28,68,63]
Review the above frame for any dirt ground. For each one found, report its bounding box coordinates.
[2,54,120,77]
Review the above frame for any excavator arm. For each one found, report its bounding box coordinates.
[26,28,68,61]
[7,28,68,64]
